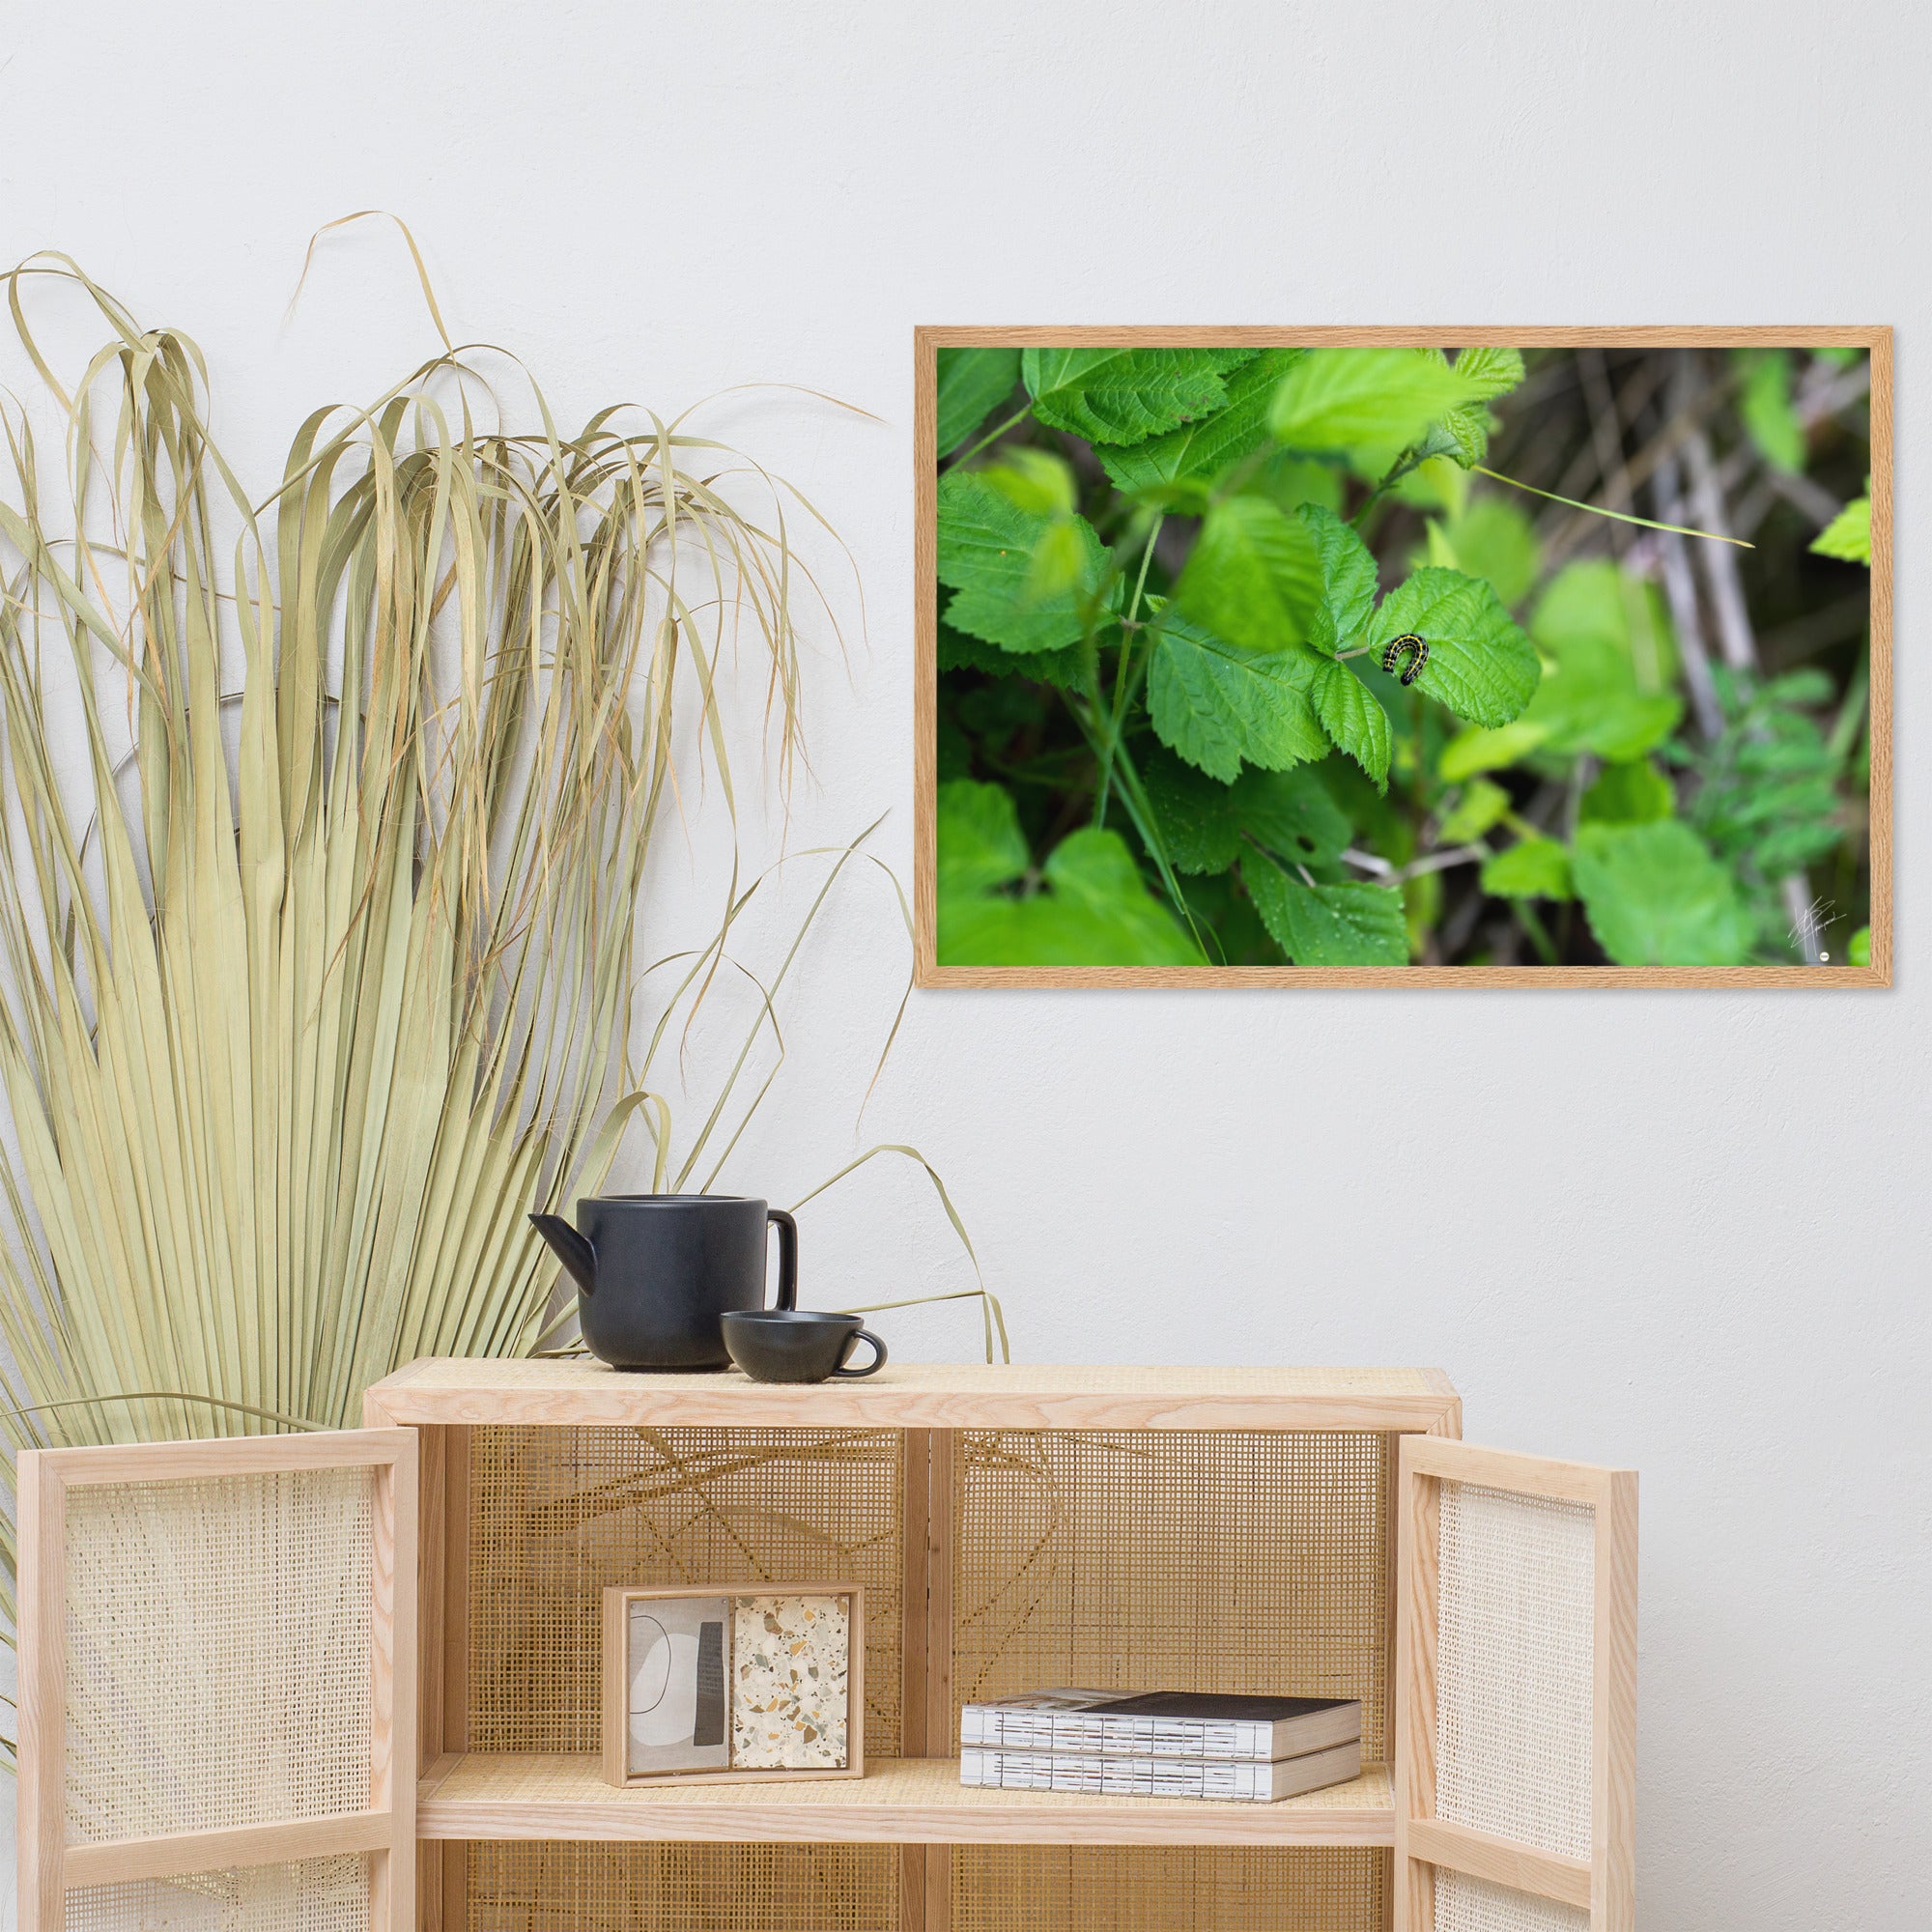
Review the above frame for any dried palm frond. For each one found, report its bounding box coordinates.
[0,247,903,1761]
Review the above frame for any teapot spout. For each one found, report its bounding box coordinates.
[529,1212,598,1295]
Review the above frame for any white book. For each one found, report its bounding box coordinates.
[958,1737,1363,1804]
[958,1689,1361,1762]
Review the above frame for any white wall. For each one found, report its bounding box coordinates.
[4,2,1927,1924]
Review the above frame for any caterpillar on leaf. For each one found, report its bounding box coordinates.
[1380,633,1429,686]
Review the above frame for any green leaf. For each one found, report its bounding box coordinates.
[980,448,1078,517]
[1099,349,1306,500]
[1368,568,1541,726]
[1429,497,1542,608]
[1143,753,1243,873]
[1147,610,1329,782]
[1024,516,1090,603]
[1043,829,1189,929]
[1268,348,1482,464]
[1177,496,1322,651]
[1022,346,1256,446]
[1146,753,1350,874]
[1849,924,1870,967]
[1452,346,1526,401]
[938,819,1203,967]
[1438,346,1525,467]
[1310,659,1392,789]
[1521,561,1683,759]
[1437,777,1511,844]
[1244,860,1407,966]
[1390,453,1471,514]
[1481,837,1574,900]
[1580,757,1674,826]
[1238,451,1347,517]
[935,781,1203,966]
[1811,495,1871,566]
[936,347,1021,456]
[1531,558,1677,691]
[1523,636,1683,760]
[1571,822,1752,965]
[1424,520,1460,571]
[1734,349,1804,473]
[1239,766,1352,868]
[1298,502,1379,655]
[935,779,1029,897]
[937,621,1082,689]
[937,470,1117,654]
[1439,719,1548,781]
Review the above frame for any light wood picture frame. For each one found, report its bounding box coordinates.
[601,1582,867,1788]
[15,1428,417,1932]
[915,326,1890,987]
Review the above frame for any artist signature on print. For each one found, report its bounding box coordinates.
[1788,896,1838,962]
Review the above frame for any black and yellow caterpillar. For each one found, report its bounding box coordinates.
[1380,633,1429,686]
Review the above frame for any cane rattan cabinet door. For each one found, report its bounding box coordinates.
[16,1429,417,1932]
[1394,1438,1636,1932]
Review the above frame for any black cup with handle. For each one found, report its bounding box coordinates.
[721,1309,888,1383]
[528,1194,797,1371]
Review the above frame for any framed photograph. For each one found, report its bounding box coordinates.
[601,1583,865,1787]
[914,327,1890,987]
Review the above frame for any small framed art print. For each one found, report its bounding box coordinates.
[601,1583,866,1787]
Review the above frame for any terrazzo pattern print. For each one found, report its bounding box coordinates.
[730,1594,851,1769]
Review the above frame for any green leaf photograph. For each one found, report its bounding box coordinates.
[922,333,1885,977]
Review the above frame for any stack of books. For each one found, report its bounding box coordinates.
[958,1688,1362,1804]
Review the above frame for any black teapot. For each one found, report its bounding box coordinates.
[529,1194,797,1371]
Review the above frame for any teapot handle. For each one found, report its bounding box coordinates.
[767,1208,798,1311]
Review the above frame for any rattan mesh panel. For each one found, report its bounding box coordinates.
[64,1856,370,1932]
[63,1470,374,1841]
[1434,1869,1589,1932]
[952,1431,1392,1758]
[1435,1480,1594,1861]
[953,1846,1386,1931]
[469,1426,902,1756]
[467,1841,897,1932]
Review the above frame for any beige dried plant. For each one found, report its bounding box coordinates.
[0,239,999,1766]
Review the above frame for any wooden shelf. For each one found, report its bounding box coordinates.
[366,1357,1461,1434]
[416,1753,1395,1848]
